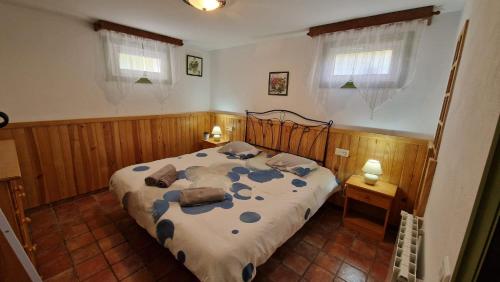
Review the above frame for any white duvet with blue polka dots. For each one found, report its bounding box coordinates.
[109,147,339,282]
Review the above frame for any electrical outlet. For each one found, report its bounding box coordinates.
[439,256,451,282]
[335,148,349,157]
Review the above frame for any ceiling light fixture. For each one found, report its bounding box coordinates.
[183,0,226,11]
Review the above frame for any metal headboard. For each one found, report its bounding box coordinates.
[245,110,333,165]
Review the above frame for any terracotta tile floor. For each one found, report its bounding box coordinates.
[28,190,395,282]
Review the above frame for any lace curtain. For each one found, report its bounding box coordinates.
[310,19,425,118]
[99,30,176,109]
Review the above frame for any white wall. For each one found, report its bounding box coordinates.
[423,0,500,280]
[0,2,462,139]
[0,3,211,122]
[210,12,461,138]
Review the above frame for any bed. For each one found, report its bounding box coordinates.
[109,110,338,282]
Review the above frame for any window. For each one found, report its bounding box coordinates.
[101,31,173,85]
[317,29,418,89]
[310,19,425,115]
[333,49,393,75]
[119,53,161,73]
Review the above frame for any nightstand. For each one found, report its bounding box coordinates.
[342,175,397,240]
[200,138,230,149]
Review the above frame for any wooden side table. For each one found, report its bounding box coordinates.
[200,138,230,149]
[343,175,397,240]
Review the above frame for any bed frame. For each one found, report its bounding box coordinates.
[245,110,333,166]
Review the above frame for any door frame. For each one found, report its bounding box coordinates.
[453,117,500,281]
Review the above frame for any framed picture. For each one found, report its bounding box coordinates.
[268,72,289,96]
[186,55,203,77]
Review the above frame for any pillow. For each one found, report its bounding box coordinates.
[245,153,272,171]
[218,141,261,159]
[266,153,319,177]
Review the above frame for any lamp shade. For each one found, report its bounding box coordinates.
[362,159,382,175]
[183,0,226,11]
[211,126,222,135]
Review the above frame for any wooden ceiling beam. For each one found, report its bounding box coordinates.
[308,6,440,37]
[93,20,184,46]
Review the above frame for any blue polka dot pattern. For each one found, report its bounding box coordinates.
[239,153,256,160]
[177,170,186,179]
[255,196,264,201]
[232,167,250,174]
[157,219,174,245]
[242,263,254,282]
[122,192,131,212]
[177,250,186,264]
[226,155,239,159]
[293,190,297,192]
[231,183,252,200]
[232,229,239,234]
[132,165,150,172]
[152,198,170,223]
[181,193,234,215]
[292,167,312,177]
[227,171,240,182]
[196,152,208,157]
[304,208,311,220]
[292,179,307,187]
[247,169,283,183]
[152,190,234,222]
[240,212,261,223]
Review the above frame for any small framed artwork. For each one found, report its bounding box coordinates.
[186,55,203,77]
[268,72,289,96]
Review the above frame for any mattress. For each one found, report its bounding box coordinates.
[109,147,338,282]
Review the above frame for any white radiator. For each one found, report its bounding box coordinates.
[389,211,423,282]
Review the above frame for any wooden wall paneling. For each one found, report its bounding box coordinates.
[79,124,99,192]
[0,112,214,208]
[10,128,43,208]
[32,127,60,203]
[69,124,87,195]
[344,135,360,179]
[150,119,162,159]
[56,125,78,199]
[388,142,405,185]
[95,123,112,188]
[102,122,118,175]
[168,117,176,157]
[415,158,437,216]
[0,111,427,217]
[163,117,173,157]
[111,122,124,171]
[409,145,427,204]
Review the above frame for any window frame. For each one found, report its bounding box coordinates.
[319,30,416,89]
[104,37,173,85]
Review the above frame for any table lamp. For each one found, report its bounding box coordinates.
[362,159,382,185]
[211,126,222,142]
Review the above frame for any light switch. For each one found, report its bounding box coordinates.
[335,148,349,157]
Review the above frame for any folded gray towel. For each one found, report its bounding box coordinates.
[145,164,177,188]
[179,187,226,207]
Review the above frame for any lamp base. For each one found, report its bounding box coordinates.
[364,173,379,185]
[213,135,221,142]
